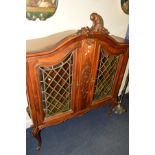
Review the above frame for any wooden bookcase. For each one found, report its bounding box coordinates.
[26,13,129,150]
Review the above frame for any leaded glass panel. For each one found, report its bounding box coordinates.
[93,49,120,101]
[39,53,73,118]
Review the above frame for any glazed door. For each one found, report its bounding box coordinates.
[92,44,125,104]
[27,43,80,123]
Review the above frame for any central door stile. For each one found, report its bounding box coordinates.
[70,48,79,113]
[75,39,99,110]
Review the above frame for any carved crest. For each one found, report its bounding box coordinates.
[77,12,109,35]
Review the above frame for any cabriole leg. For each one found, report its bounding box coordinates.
[32,127,42,150]
[112,97,127,115]
[113,72,129,114]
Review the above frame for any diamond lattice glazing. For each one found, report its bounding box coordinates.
[93,49,120,101]
[39,54,73,118]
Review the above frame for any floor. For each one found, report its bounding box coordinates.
[26,95,129,155]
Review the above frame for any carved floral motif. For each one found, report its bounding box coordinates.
[77,13,109,35]
[81,63,91,98]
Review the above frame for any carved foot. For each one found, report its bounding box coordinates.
[112,102,127,115]
[108,98,118,116]
[32,127,42,150]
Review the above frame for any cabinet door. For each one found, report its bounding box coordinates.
[75,39,99,110]
[92,47,120,102]
[27,44,79,124]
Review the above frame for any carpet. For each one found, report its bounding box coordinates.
[26,94,129,155]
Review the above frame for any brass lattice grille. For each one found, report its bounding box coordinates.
[39,54,73,118]
[93,49,120,101]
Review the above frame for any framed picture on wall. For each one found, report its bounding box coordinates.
[26,0,58,21]
[121,0,129,15]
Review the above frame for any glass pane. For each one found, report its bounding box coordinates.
[39,53,73,118]
[93,49,120,101]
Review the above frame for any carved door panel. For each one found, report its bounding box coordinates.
[76,39,98,110]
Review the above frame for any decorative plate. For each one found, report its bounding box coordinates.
[121,0,129,15]
[26,0,58,21]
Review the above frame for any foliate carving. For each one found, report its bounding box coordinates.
[82,63,91,81]
[90,13,109,34]
[77,12,109,35]
[81,85,88,98]
[86,38,95,45]
[81,63,91,98]
[78,26,90,35]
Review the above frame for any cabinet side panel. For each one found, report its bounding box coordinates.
[111,50,129,97]
[26,61,43,126]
